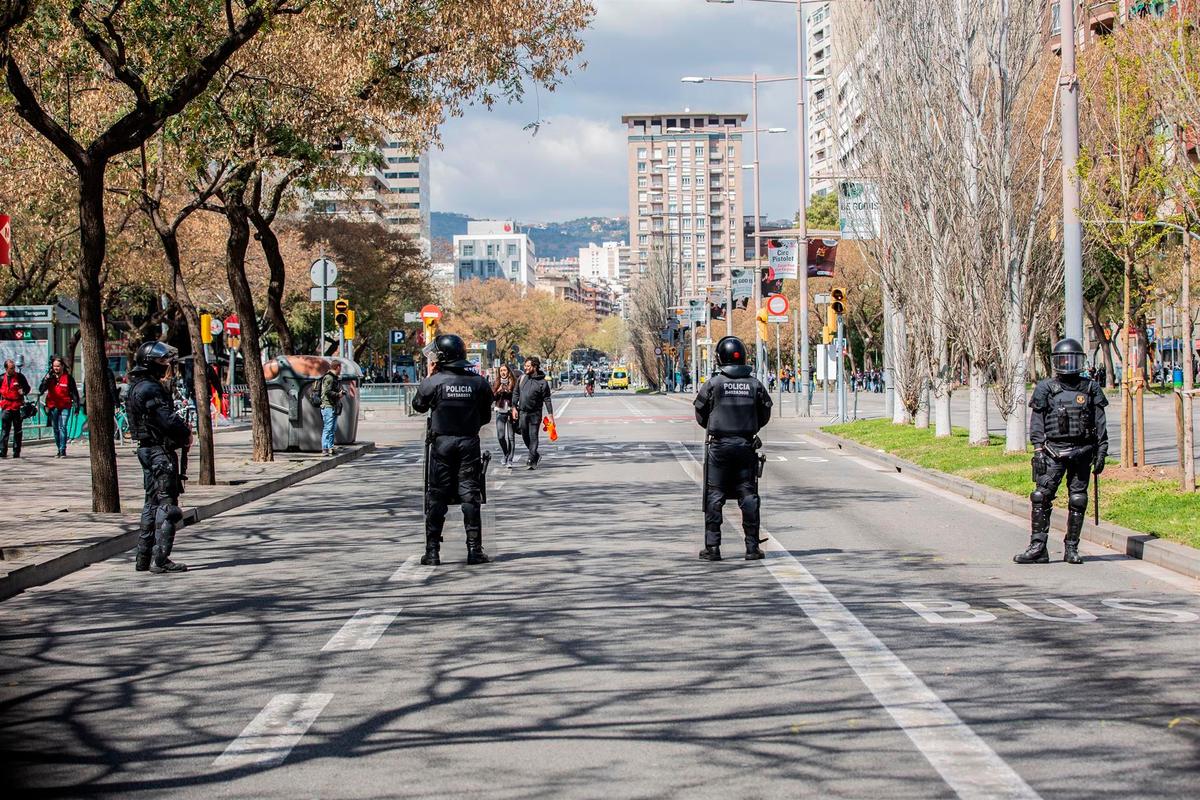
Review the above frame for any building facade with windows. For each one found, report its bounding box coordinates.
[304,133,431,255]
[623,112,748,296]
[453,221,536,288]
[806,2,837,198]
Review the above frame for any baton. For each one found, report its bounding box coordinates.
[1093,471,1100,526]
[702,436,709,513]
[480,450,491,505]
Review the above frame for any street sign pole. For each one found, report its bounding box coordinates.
[776,319,783,412]
[319,249,327,353]
[836,315,846,423]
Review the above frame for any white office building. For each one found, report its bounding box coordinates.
[578,241,628,283]
[453,221,536,287]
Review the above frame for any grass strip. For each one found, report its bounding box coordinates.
[823,418,1200,550]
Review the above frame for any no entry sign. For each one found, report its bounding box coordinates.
[224,315,240,336]
[766,294,789,317]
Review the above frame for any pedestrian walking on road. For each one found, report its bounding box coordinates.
[1,359,31,459]
[1015,337,1108,566]
[318,361,343,456]
[512,356,554,470]
[694,336,773,562]
[127,342,193,574]
[493,363,517,468]
[412,334,495,566]
[39,356,80,458]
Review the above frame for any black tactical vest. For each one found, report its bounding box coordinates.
[1044,380,1097,444]
[126,375,171,445]
[705,373,764,437]
[426,371,489,437]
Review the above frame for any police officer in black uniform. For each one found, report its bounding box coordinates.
[1015,337,1108,565]
[127,341,193,574]
[693,336,773,561]
[412,334,495,566]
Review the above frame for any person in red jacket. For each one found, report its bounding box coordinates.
[39,356,80,458]
[1,359,32,458]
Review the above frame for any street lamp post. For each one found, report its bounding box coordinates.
[1060,0,1085,342]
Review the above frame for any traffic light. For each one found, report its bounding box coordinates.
[334,299,350,328]
[200,313,213,344]
[756,306,770,344]
[831,287,848,316]
[343,309,356,340]
[823,306,836,344]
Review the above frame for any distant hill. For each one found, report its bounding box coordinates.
[432,212,629,260]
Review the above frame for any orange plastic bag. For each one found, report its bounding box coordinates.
[542,416,558,442]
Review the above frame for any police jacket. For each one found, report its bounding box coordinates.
[513,371,554,417]
[412,366,494,437]
[127,372,191,448]
[1029,375,1108,459]
[694,367,772,437]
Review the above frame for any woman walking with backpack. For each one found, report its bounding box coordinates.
[493,363,517,468]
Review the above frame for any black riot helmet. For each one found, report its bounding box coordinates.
[714,336,752,378]
[133,340,179,378]
[432,334,469,368]
[1051,337,1085,377]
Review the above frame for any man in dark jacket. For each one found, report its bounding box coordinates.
[1,359,32,458]
[127,341,193,573]
[412,334,495,565]
[512,356,555,470]
[693,336,773,561]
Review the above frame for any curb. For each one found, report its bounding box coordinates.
[807,430,1200,581]
[0,442,376,601]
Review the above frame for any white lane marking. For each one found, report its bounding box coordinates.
[214,693,332,769]
[671,442,1041,800]
[555,398,573,420]
[493,481,507,490]
[321,609,402,652]
[389,554,435,583]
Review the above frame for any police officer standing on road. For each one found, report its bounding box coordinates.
[693,336,772,561]
[127,341,193,574]
[412,334,495,566]
[1015,337,1108,566]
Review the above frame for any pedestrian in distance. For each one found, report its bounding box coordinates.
[127,341,193,573]
[693,336,773,561]
[318,360,344,456]
[512,356,555,470]
[39,355,81,458]
[493,362,518,468]
[1015,337,1108,566]
[1,359,32,459]
[412,334,495,566]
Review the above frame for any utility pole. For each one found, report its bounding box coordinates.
[1060,0,1085,341]
[796,0,812,416]
[751,72,765,382]
[1182,226,1195,490]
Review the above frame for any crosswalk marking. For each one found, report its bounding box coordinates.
[214,693,333,769]
[389,554,435,583]
[321,609,402,652]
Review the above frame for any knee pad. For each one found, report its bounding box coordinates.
[1068,492,1088,513]
[1030,489,1050,506]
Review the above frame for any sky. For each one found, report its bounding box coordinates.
[431,0,807,224]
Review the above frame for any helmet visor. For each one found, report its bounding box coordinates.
[1051,352,1085,374]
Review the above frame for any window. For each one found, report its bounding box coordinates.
[639,192,648,202]
[727,145,735,158]
[652,148,663,159]
[637,147,648,159]
[668,202,678,213]
[683,234,692,244]
[668,218,679,231]
[461,243,475,257]
[388,156,419,164]
[683,218,692,231]
[682,175,691,187]
[637,162,647,173]
[668,175,678,188]
[638,220,649,231]
[638,234,648,245]
[486,244,496,257]
[507,244,518,257]
[637,177,647,188]
[667,145,677,158]
[1050,2,1061,34]
[695,144,705,158]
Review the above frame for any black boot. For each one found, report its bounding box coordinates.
[466,534,490,564]
[744,535,765,560]
[420,539,441,566]
[699,545,722,561]
[1064,508,1084,564]
[149,548,187,573]
[1063,540,1083,565]
[135,550,151,572]
[1013,538,1049,564]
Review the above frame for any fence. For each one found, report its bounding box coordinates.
[358,382,420,415]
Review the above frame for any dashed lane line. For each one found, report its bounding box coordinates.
[669,441,1042,800]
[389,554,435,583]
[214,693,333,769]
[321,609,402,652]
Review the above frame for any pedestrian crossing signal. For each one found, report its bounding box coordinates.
[343,309,356,340]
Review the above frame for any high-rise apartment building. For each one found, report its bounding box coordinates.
[623,113,748,295]
[579,241,626,283]
[453,221,536,287]
[806,2,837,198]
[304,132,431,255]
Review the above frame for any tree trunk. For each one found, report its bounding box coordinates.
[914,377,930,429]
[968,364,989,446]
[160,230,216,485]
[250,211,295,355]
[1004,323,1028,453]
[78,165,121,512]
[890,300,910,425]
[222,178,274,462]
[883,289,895,420]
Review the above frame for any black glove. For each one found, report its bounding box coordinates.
[1031,450,1046,481]
[1093,454,1106,476]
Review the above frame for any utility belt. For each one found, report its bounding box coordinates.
[137,440,176,451]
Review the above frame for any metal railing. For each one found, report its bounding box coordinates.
[358,382,421,415]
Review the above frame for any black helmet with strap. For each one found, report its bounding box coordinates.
[133,340,179,379]
[433,334,469,368]
[1051,337,1085,377]
[714,336,752,378]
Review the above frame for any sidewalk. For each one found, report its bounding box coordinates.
[0,428,374,600]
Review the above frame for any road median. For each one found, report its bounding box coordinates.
[810,424,1200,581]
[0,442,375,601]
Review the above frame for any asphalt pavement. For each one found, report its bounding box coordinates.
[2,391,1198,798]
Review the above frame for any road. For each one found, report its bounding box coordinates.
[2,392,1198,798]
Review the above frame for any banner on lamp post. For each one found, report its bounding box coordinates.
[0,215,11,266]
[807,238,839,278]
[838,180,881,240]
[767,238,798,280]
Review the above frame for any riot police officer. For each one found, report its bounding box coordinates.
[412,334,495,565]
[1015,337,1108,565]
[127,341,193,573]
[693,336,773,561]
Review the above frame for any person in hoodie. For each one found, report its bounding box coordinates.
[693,336,772,562]
[511,356,555,470]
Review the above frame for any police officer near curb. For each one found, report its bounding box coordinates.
[693,336,773,561]
[127,341,193,574]
[412,334,495,566]
[1015,337,1108,566]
